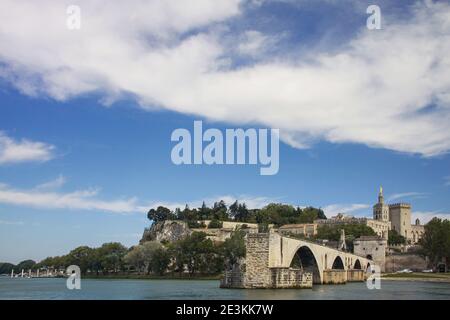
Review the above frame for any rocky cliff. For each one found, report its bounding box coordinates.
[140,220,191,244]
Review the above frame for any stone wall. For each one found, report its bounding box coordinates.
[244,233,272,288]
[385,254,428,272]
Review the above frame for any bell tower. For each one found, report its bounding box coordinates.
[373,186,389,222]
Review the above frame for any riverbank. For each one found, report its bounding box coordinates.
[382,272,450,283]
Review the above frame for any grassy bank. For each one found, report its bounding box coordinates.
[82,273,222,281]
[382,272,450,283]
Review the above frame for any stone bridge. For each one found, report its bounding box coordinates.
[221,232,373,289]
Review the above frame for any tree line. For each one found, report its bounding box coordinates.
[0,231,246,277]
[148,201,327,229]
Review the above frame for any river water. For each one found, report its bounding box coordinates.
[0,277,449,300]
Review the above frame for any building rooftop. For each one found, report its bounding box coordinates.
[355,236,382,241]
[388,203,411,208]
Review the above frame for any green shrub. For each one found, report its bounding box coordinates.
[208,219,223,229]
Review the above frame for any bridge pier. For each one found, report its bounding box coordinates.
[322,270,347,284]
[347,269,366,282]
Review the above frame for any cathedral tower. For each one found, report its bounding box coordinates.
[373,186,389,222]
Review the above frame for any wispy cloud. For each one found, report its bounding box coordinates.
[387,192,428,202]
[0,132,55,165]
[0,180,279,215]
[35,175,66,190]
[0,219,24,226]
[412,211,450,224]
[0,183,145,214]
[322,203,370,217]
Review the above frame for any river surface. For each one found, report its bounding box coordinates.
[0,277,449,300]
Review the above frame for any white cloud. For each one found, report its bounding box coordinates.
[0,132,55,164]
[387,192,428,202]
[0,180,278,214]
[322,203,370,217]
[237,30,278,58]
[35,175,66,190]
[412,211,450,224]
[0,183,144,214]
[0,1,450,156]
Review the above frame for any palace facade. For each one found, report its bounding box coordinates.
[315,187,425,244]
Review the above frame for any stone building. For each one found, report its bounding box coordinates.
[192,221,259,242]
[353,235,387,272]
[277,223,317,238]
[315,213,390,239]
[375,187,425,243]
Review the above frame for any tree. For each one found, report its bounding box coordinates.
[37,256,68,270]
[124,245,146,274]
[199,201,211,220]
[212,200,228,221]
[388,230,406,245]
[420,218,450,268]
[300,207,326,223]
[67,246,94,274]
[149,248,170,275]
[316,224,376,242]
[0,262,15,274]
[208,219,223,229]
[229,201,239,219]
[147,206,172,222]
[140,241,163,274]
[236,203,249,221]
[16,260,36,271]
[221,231,246,269]
[170,232,222,275]
[125,241,168,275]
[98,242,127,273]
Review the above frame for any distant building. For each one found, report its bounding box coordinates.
[315,187,425,244]
[277,223,317,237]
[375,187,425,243]
[192,220,259,242]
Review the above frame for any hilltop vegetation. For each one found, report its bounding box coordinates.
[147,201,327,228]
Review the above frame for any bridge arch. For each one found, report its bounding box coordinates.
[290,246,322,284]
[354,259,362,270]
[331,256,345,269]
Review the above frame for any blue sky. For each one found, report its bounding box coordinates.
[1,0,450,263]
